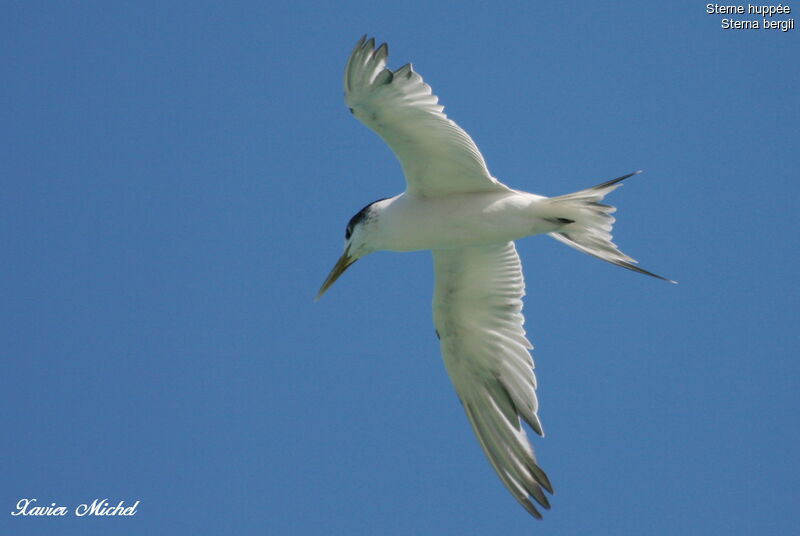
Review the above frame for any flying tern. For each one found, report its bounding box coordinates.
[317,36,673,519]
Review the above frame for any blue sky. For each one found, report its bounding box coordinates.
[2,2,798,535]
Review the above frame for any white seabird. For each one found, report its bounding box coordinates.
[317,36,673,519]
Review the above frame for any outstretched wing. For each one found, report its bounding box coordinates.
[433,242,553,518]
[344,36,509,198]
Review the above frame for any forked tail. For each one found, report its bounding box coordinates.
[545,171,675,283]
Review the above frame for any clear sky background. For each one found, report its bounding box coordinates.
[2,2,798,535]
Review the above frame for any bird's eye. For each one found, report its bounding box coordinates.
[345,224,353,240]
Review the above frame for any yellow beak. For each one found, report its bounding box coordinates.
[316,247,357,301]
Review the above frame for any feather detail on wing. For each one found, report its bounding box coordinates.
[344,36,509,198]
[432,242,553,518]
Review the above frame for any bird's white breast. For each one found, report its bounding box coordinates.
[372,190,552,252]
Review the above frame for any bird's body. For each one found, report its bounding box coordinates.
[318,36,672,519]
[356,191,554,253]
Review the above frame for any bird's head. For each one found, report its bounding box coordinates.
[316,198,387,300]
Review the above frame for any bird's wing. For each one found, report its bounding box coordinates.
[433,242,552,518]
[344,36,510,198]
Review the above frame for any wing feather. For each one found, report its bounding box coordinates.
[433,242,552,517]
[344,36,509,198]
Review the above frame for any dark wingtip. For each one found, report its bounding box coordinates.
[522,500,543,519]
[531,465,554,495]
